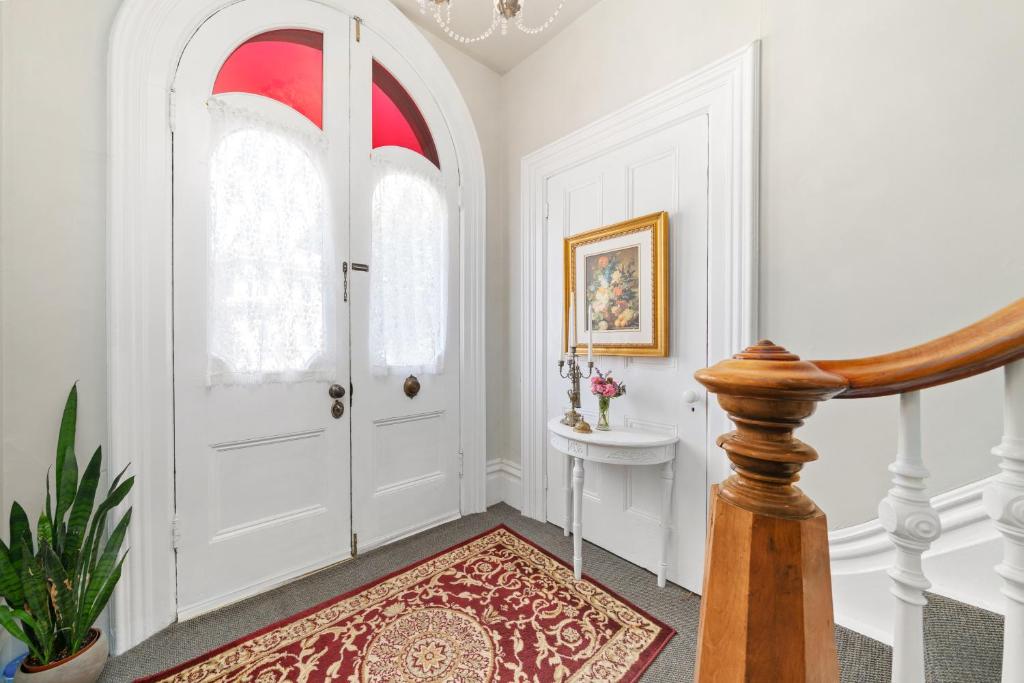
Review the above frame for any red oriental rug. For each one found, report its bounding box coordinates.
[140,525,673,682]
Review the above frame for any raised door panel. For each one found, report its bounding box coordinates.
[545,114,709,592]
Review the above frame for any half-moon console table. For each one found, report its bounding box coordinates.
[547,417,680,588]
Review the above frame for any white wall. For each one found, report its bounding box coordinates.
[1,0,118,530]
[501,0,1024,528]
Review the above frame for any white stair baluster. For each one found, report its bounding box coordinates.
[878,391,941,683]
[984,359,1024,683]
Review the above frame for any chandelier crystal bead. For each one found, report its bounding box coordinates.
[417,0,566,42]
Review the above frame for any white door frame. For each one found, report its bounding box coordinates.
[518,43,760,522]
[107,0,487,654]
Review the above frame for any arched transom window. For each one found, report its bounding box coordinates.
[368,61,448,374]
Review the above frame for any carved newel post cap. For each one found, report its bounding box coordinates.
[694,341,848,519]
[694,341,846,682]
[696,340,847,403]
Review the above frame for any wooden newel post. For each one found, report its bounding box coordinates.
[694,341,848,682]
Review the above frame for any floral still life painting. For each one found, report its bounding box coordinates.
[564,211,669,357]
[586,247,641,331]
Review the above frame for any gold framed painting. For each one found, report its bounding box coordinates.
[563,211,669,357]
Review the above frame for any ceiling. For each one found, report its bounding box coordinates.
[389,0,604,73]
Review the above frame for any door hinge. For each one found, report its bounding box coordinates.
[168,89,177,133]
[351,532,359,558]
[458,448,465,479]
[342,261,349,302]
[171,514,182,550]
[354,16,362,43]
[544,202,550,221]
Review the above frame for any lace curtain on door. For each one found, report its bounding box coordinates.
[207,97,336,385]
[369,151,449,375]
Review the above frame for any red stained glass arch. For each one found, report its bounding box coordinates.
[372,61,439,168]
[213,29,324,128]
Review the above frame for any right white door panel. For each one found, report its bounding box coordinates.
[545,114,710,593]
[348,25,463,553]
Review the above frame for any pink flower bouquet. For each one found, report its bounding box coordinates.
[590,369,626,399]
[590,369,625,430]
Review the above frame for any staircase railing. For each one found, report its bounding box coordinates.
[693,298,1024,682]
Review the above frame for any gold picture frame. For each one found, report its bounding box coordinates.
[563,211,669,357]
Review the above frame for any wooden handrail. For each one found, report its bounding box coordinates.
[814,298,1024,399]
[692,298,1024,682]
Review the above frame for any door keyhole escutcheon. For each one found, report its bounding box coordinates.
[329,383,346,399]
[331,400,345,419]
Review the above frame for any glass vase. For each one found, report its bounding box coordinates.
[596,396,611,431]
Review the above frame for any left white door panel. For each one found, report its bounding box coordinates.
[172,0,352,619]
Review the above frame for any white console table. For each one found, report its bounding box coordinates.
[547,417,680,587]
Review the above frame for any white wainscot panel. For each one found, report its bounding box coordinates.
[565,179,604,234]
[373,411,444,495]
[627,148,678,217]
[211,429,328,540]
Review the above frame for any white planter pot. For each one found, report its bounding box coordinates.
[15,629,108,683]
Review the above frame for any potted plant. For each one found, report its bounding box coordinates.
[0,385,133,682]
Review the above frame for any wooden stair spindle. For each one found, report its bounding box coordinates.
[694,341,847,683]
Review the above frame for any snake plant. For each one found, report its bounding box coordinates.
[0,385,134,665]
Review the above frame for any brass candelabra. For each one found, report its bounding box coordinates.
[558,345,594,433]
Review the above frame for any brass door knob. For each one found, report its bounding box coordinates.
[404,375,421,398]
[329,383,346,399]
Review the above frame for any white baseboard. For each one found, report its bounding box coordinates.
[486,459,522,511]
[828,476,1003,645]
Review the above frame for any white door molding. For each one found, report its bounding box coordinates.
[518,43,760,522]
[107,0,487,654]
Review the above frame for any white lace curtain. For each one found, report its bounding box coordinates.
[206,97,335,386]
[368,151,449,376]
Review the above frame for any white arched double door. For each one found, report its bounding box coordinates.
[171,0,462,618]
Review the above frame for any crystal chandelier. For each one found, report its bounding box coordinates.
[418,0,567,43]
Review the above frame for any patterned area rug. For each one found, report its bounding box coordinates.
[140,525,673,682]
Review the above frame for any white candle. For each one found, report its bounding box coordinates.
[569,292,577,348]
[587,304,594,363]
[568,294,576,348]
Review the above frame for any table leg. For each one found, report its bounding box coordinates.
[658,459,675,588]
[572,456,585,580]
[563,455,572,537]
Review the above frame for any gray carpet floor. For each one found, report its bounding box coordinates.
[99,503,1001,682]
